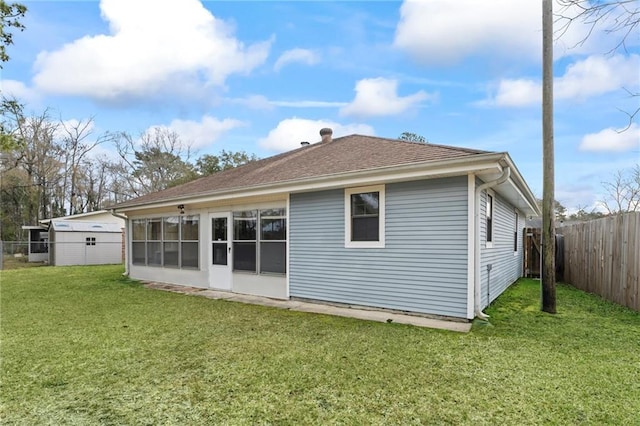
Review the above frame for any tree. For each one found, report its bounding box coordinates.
[59,118,115,214]
[0,1,27,66]
[195,150,258,176]
[556,1,639,53]
[556,1,640,128]
[398,132,427,143]
[536,198,567,221]
[113,128,196,197]
[567,207,606,221]
[599,164,640,214]
[0,104,64,240]
[0,97,24,152]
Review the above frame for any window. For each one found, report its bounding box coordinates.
[147,218,162,266]
[260,208,286,274]
[163,217,179,267]
[486,193,493,244]
[233,210,257,272]
[181,216,199,268]
[130,216,199,269]
[30,230,48,254]
[85,237,96,246]
[514,210,518,252]
[132,219,146,265]
[232,208,287,275]
[212,217,228,265]
[345,185,385,248]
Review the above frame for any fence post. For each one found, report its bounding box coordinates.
[0,240,3,270]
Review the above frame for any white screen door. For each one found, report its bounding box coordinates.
[209,213,232,290]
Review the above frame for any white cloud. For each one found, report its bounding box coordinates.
[579,123,640,152]
[271,100,347,108]
[484,54,639,107]
[273,48,319,71]
[490,79,540,107]
[556,54,640,100]
[340,78,431,118]
[32,0,271,101]
[0,80,40,104]
[147,115,245,149]
[226,95,346,109]
[227,95,275,110]
[259,117,374,152]
[393,0,611,65]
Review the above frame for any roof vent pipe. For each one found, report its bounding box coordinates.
[300,141,310,146]
[320,128,333,143]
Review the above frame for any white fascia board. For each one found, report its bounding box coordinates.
[116,153,507,214]
[502,154,540,216]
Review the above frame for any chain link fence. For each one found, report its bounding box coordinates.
[1,240,124,270]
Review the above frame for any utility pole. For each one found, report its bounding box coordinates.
[542,0,557,313]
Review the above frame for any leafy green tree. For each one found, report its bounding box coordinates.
[536,198,567,221]
[398,132,427,143]
[196,150,258,176]
[0,1,27,66]
[1,97,24,152]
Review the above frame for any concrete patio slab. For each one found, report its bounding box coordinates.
[142,282,472,333]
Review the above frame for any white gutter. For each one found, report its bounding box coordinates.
[110,209,129,276]
[474,166,511,319]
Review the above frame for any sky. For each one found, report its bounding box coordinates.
[2,0,639,213]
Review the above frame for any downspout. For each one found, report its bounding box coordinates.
[110,209,129,276]
[474,166,510,319]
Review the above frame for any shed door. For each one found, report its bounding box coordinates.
[209,213,232,290]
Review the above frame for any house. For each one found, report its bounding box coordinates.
[22,210,125,266]
[113,130,540,320]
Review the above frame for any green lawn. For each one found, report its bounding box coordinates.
[1,266,639,425]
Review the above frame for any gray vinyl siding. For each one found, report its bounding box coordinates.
[289,177,469,318]
[479,190,523,308]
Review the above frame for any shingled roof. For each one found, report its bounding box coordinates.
[114,134,492,209]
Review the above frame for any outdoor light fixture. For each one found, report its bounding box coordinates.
[177,204,185,214]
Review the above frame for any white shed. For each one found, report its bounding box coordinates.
[23,210,126,265]
[49,221,123,266]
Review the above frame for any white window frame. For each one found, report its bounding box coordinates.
[345,184,385,249]
[485,189,494,248]
[514,208,519,256]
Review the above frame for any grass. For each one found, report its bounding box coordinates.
[1,266,639,425]
[1,255,46,270]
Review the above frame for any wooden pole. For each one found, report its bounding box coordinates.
[542,0,557,313]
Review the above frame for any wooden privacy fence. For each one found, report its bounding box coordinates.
[557,212,640,311]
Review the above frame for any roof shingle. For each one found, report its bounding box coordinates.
[114,134,491,209]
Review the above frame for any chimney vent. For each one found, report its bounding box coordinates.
[320,127,333,143]
[300,141,310,146]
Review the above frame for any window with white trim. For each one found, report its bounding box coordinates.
[486,192,494,246]
[345,185,385,248]
[514,210,518,253]
[131,215,199,269]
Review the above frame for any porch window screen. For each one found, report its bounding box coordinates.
[163,217,179,267]
[232,208,287,275]
[181,216,199,269]
[131,216,199,269]
[132,219,146,265]
[260,208,286,274]
[233,211,257,272]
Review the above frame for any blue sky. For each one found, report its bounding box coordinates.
[2,0,639,213]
